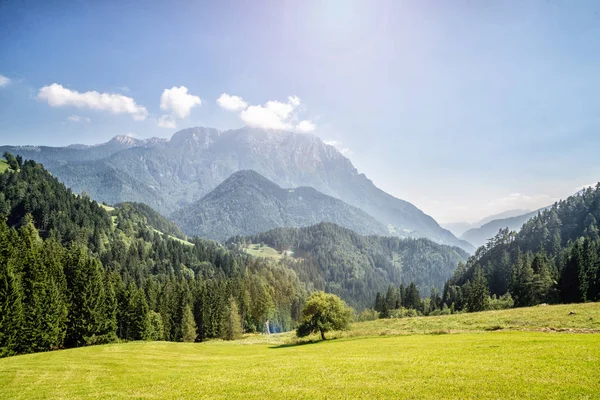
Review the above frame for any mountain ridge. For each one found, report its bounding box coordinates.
[171,169,390,240]
[0,126,473,252]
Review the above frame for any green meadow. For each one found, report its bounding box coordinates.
[0,159,10,173]
[243,243,287,259]
[1,303,599,399]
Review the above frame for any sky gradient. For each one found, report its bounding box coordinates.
[1,0,599,223]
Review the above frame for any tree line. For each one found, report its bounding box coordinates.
[0,156,307,357]
[370,186,600,318]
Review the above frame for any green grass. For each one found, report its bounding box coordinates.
[151,228,194,246]
[243,243,288,259]
[0,159,10,173]
[340,302,600,338]
[1,303,599,399]
[99,203,115,212]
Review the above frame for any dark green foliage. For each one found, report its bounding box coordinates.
[465,266,489,312]
[0,156,308,357]
[448,184,600,311]
[232,222,468,309]
[115,202,187,240]
[295,292,351,340]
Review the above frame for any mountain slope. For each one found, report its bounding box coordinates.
[0,156,309,357]
[443,209,531,237]
[2,126,472,251]
[171,170,389,240]
[448,183,600,309]
[460,209,544,248]
[229,222,469,309]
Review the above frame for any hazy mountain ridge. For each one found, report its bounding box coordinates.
[442,209,532,237]
[460,209,544,248]
[1,126,472,251]
[171,170,390,240]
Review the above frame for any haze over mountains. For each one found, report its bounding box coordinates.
[172,170,389,241]
[460,210,542,248]
[1,126,473,252]
[442,209,532,238]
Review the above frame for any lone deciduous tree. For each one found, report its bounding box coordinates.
[296,292,351,340]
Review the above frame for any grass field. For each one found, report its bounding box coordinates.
[0,159,10,173]
[151,228,194,246]
[243,243,287,259]
[1,303,599,399]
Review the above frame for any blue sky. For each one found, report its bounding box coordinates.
[1,0,600,223]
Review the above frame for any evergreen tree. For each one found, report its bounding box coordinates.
[560,241,583,303]
[146,311,164,341]
[466,266,489,312]
[531,252,553,304]
[0,261,23,357]
[404,283,421,310]
[126,287,150,340]
[220,296,242,340]
[385,286,396,310]
[180,304,197,342]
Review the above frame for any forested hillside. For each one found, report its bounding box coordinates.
[172,170,389,240]
[444,185,600,311]
[0,155,307,358]
[229,223,468,309]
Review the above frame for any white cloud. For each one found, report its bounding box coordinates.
[296,120,316,133]
[217,93,248,111]
[67,115,91,123]
[0,74,10,88]
[158,115,177,129]
[37,83,148,120]
[160,86,201,119]
[239,95,316,132]
[324,139,353,156]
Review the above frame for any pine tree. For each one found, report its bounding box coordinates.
[466,266,489,312]
[510,252,535,307]
[560,241,583,303]
[220,296,242,340]
[404,283,421,311]
[0,261,23,357]
[385,286,396,311]
[374,292,383,313]
[531,252,553,304]
[126,286,150,340]
[65,247,115,346]
[180,304,197,342]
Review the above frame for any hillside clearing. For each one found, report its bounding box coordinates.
[0,159,10,173]
[243,243,287,259]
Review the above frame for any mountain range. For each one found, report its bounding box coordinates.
[442,209,532,237]
[171,170,389,240]
[460,209,541,248]
[2,127,473,251]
